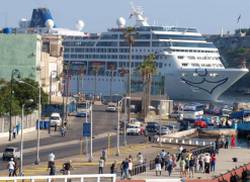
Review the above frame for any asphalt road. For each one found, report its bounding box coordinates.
[0,105,144,169]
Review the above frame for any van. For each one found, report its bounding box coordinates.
[50,113,62,126]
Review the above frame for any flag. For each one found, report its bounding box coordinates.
[237,14,241,24]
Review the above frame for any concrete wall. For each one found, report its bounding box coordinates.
[0,34,41,81]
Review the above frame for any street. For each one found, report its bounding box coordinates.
[0,104,144,170]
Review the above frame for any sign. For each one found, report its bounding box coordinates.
[82,123,91,137]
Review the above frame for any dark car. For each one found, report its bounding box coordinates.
[2,147,20,161]
[145,122,160,135]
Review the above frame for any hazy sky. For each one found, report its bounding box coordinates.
[0,0,249,34]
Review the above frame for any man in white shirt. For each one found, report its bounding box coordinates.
[8,158,15,176]
[204,154,211,173]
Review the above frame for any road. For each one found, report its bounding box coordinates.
[0,105,144,169]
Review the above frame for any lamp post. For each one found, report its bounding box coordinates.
[20,99,33,176]
[89,102,93,162]
[17,80,41,165]
[117,96,130,155]
[9,69,21,141]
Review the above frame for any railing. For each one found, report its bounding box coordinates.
[158,136,214,146]
[0,174,116,182]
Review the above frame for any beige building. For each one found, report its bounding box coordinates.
[40,35,64,100]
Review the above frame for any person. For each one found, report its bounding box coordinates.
[101,148,107,161]
[137,152,144,164]
[13,158,19,176]
[48,161,56,176]
[198,155,204,172]
[13,128,17,139]
[121,158,129,180]
[8,158,15,176]
[204,153,211,174]
[155,155,162,176]
[210,153,216,172]
[110,160,117,174]
[224,136,229,149]
[60,125,66,137]
[179,157,186,177]
[166,157,173,176]
[62,160,73,175]
[231,134,236,148]
[128,159,133,177]
[98,157,105,174]
[189,156,195,178]
[160,150,166,169]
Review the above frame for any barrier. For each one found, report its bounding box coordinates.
[0,174,116,182]
[131,163,147,176]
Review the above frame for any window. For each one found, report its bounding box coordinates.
[172,42,215,48]
[182,63,188,66]
[178,56,184,59]
[152,34,204,41]
[96,42,117,47]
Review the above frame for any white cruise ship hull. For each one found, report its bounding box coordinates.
[67,68,248,101]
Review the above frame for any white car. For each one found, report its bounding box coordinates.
[50,113,62,126]
[105,104,117,112]
[126,123,144,135]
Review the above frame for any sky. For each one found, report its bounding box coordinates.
[0,0,249,34]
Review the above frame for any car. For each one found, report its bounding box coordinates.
[126,123,144,135]
[157,126,171,135]
[76,111,89,117]
[50,113,62,126]
[105,104,117,112]
[170,111,183,119]
[2,147,20,161]
[145,122,160,135]
[194,120,207,128]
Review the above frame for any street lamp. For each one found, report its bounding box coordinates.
[20,99,34,176]
[17,80,41,165]
[9,69,21,141]
[117,96,130,155]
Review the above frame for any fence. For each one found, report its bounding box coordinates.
[0,174,116,182]
[0,113,37,134]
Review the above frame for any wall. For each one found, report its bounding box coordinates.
[0,34,41,81]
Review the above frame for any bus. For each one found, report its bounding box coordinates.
[182,103,205,121]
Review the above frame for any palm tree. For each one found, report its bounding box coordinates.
[139,53,156,119]
[93,64,100,100]
[123,27,135,133]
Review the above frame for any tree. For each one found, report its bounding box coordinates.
[138,53,157,119]
[0,78,48,116]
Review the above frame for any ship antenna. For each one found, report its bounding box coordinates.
[129,1,149,27]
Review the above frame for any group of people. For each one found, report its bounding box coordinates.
[154,149,176,176]
[153,146,218,178]
[178,146,217,178]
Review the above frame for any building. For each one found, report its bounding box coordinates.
[0,33,64,100]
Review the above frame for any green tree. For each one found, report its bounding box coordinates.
[138,53,157,119]
[0,78,48,116]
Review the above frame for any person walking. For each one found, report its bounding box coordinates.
[98,157,105,174]
[179,157,186,177]
[231,135,236,148]
[166,158,173,176]
[210,153,216,172]
[137,152,144,165]
[13,128,17,139]
[204,153,211,174]
[101,148,107,162]
[8,158,15,176]
[48,160,56,176]
[155,155,162,176]
[110,160,117,174]
[128,159,133,177]
[13,158,19,176]
[122,158,129,180]
[189,156,195,178]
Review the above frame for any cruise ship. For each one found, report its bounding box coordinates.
[17,6,248,101]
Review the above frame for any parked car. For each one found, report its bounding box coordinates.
[2,147,20,161]
[170,111,183,119]
[105,104,117,112]
[76,111,89,117]
[157,126,171,135]
[50,113,62,126]
[194,120,207,128]
[145,122,160,135]
[126,123,144,135]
